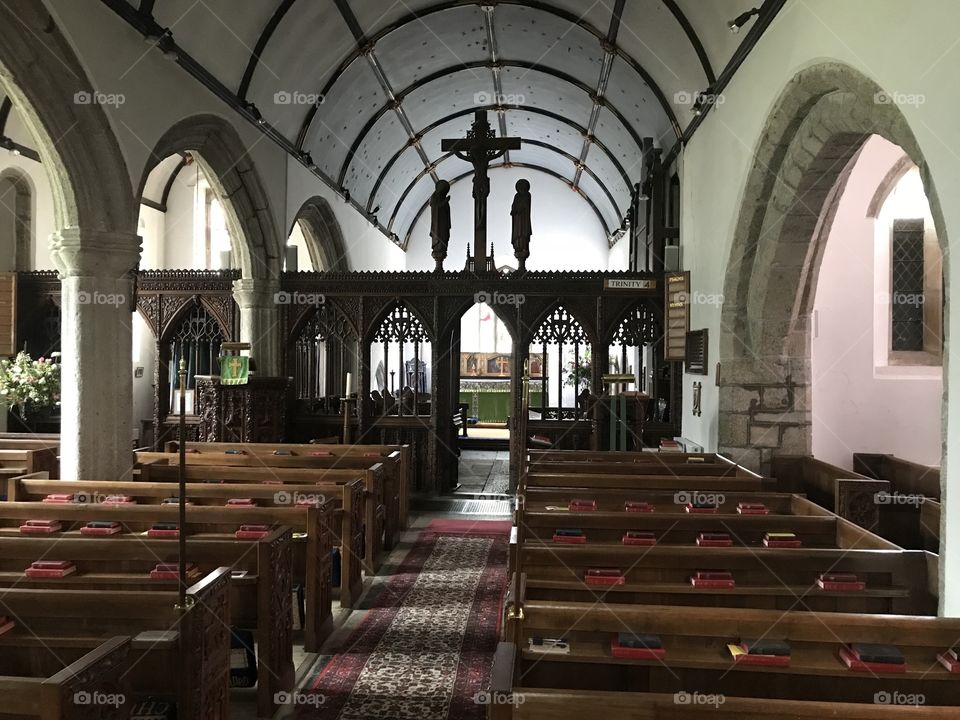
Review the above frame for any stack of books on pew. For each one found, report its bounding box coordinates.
[816,572,865,591]
[81,521,122,536]
[19,519,61,535]
[622,531,657,546]
[25,560,76,578]
[148,522,179,538]
[763,532,802,548]
[236,524,271,539]
[728,639,792,667]
[585,568,625,586]
[611,633,665,660]
[839,643,905,672]
[696,532,732,547]
[150,562,201,581]
[624,501,655,513]
[553,528,586,544]
[689,570,735,589]
[937,646,960,673]
[568,499,597,511]
[736,502,769,515]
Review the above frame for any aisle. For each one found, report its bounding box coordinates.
[295,519,510,720]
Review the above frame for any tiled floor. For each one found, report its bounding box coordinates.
[455,450,511,496]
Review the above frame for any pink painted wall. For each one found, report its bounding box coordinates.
[812,136,943,469]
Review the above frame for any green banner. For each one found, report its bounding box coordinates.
[220,355,249,386]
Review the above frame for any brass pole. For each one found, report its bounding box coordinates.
[177,358,187,608]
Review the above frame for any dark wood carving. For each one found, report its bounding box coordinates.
[258,528,295,717]
[179,567,231,720]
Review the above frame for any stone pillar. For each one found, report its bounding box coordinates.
[232,278,282,377]
[51,229,141,480]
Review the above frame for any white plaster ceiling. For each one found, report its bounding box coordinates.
[124,0,764,242]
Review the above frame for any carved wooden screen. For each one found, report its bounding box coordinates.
[610,302,661,392]
[372,305,429,416]
[294,304,357,401]
[169,304,225,413]
[531,306,589,419]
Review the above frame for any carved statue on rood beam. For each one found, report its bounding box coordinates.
[511,178,532,272]
[430,179,451,272]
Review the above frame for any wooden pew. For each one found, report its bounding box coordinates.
[8,474,363,611]
[163,440,412,529]
[0,506,293,717]
[527,449,735,465]
[771,456,888,530]
[853,453,941,550]
[490,601,960,718]
[0,447,58,482]
[920,499,941,554]
[0,636,131,720]
[136,447,403,550]
[525,470,776,493]
[138,460,385,572]
[0,568,232,719]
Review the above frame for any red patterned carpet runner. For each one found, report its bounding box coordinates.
[296,520,509,719]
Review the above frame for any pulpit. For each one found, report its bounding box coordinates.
[195,375,291,443]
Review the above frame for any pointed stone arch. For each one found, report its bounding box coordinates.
[292,196,350,272]
[137,114,283,280]
[717,61,949,479]
[0,0,140,480]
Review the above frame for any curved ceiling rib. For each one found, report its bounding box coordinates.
[386,138,623,233]
[403,162,612,249]
[237,0,297,100]
[366,104,635,217]
[294,0,684,152]
[661,0,716,85]
[336,58,648,188]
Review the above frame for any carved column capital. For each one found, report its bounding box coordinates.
[232,277,281,309]
[50,227,141,279]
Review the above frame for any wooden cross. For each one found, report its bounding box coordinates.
[441,110,521,270]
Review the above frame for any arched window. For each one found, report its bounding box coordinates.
[370,305,430,416]
[530,306,589,419]
[609,302,661,393]
[0,170,33,272]
[168,304,225,413]
[294,304,358,401]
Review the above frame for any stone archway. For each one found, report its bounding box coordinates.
[138,114,282,280]
[293,196,350,272]
[0,0,139,480]
[718,62,949,476]
[139,115,285,373]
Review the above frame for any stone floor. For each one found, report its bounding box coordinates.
[454,449,511,496]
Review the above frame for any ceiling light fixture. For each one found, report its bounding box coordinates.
[728,7,761,33]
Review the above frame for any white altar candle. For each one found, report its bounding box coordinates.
[345,372,353,396]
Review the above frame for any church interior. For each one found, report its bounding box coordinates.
[0,0,957,718]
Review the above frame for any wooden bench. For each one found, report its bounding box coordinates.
[163,440,412,529]
[527,450,737,465]
[0,636,131,720]
[137,448,403,550]
[489,601,960,718]
[853,453,941,550]
[0,447,58,482]
[0,506,294,717]
[0,568,232,719]
[138,460,386,573]
[8,474,363,611]
[525,470,776,493]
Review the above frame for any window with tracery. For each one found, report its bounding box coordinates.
[371,305,430,416]
[530,306,589,419]
[169,304,224,413]
[294,304,357,401]
[609,302,661,393]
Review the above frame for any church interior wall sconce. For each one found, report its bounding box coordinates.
[692,381,702,417]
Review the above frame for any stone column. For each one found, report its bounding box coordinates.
[50,228,141,480]
[232,278,281,377]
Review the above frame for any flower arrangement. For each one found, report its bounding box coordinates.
[0,352,61,417]
[564,350,592,391]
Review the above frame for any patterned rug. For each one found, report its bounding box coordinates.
[296,521,509,720]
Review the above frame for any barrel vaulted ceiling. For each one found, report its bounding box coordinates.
[107,1,774,246]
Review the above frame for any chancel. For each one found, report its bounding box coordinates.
[0,1,958,719]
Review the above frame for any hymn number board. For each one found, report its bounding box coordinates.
[0,273,15,357]
[664,271,690,361]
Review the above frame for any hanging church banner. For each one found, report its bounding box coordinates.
[219,355,249,386]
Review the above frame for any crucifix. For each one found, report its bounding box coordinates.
[442,110,521,270]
